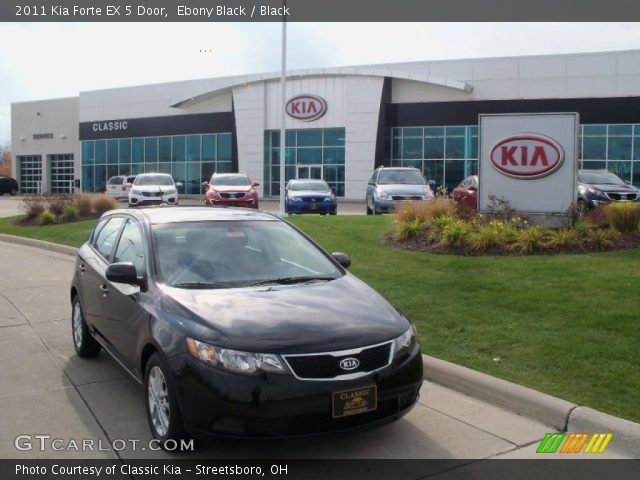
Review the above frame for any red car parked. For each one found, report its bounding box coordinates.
[203,173,259,209]
[452,175,478,210]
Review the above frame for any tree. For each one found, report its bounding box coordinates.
[0,142,12,177]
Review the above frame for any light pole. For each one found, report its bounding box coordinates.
[278,1,287,216]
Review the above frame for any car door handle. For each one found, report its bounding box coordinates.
[99,284,109,296]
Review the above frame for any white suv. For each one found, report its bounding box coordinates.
[106,175,137,199]
[128,173,180,208]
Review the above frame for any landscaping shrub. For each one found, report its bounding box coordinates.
[439,218,470,249]
[395,198,455,224]
[468,223,503,252]
[549,228,581,249]
[20,196,45,220]
[511,226,552,254]
[46,195,72,217]
[39,210,56,226]
[62,205,79,222]
[74,194,93,216]
[606,203,640,234]
[584,206,610,229]
[587,228,620,250]
[92,194,119,215]
[430,214,455,234]
[394,219,425,241]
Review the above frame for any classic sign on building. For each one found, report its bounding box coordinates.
[479,113,579,226]
[286,95,327,121]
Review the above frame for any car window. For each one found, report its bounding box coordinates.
[378,170,426,185]
[210,175,251,186]
[152,220,341,288]
[134,175,174,186]
[369,171,378,184]
[107,177,124,185]
[114,220,146,276]
[93,217,126,262]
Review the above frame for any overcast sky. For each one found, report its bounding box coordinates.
[1,22,640,143]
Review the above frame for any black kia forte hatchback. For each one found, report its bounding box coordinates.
[70,207,422,442]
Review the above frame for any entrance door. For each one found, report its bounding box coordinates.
[297,165,322,179]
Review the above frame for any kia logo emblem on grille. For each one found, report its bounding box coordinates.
[339,358,360,371]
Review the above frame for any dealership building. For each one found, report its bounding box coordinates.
[10,49,640,199]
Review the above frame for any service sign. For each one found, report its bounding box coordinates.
[478,113,578,225]
[286,95,327,122]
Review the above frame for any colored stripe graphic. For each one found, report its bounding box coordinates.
[537,433,613,454]
[537,433,565,453]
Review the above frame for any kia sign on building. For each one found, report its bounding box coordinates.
[478,113,579,226]
[286,95,327,122]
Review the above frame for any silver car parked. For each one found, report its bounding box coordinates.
[365,167,434,215]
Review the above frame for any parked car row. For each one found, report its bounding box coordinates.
[450,170,640,212]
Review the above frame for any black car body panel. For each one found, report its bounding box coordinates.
[70,207,423,439]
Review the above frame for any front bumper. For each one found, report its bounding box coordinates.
[129,193,178,206]
[374,198,429,213]
[168,344,423,438]
[206,198,258,209]
[286,199,337,214]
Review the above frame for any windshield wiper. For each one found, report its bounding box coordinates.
[171,282,228,289]
[248,275,335,287]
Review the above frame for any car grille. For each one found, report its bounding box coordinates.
[606,192,638,201]
[391,195,423,201]
[220,192,246,199]
[141,191,163,197]
[300,196,325,203]
[284,342,393,380]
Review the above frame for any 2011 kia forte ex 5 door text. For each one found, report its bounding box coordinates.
[70,207,422,443]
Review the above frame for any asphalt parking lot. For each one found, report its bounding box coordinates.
[0,240,599,463]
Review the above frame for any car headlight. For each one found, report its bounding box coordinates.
[130,189,141,195]
[186,338,288,375]
[394,325,417,356]
[289,196,302,201]
[165,188,177,195]
[323,196,334,202]
[587,187,608,199]
[376,188,390,200]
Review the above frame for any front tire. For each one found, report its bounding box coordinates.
[577,199,588,218]
[366,198,373,215]
[71,296,101,358]
[145,353,189,446]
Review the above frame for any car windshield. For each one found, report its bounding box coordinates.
[211,175,251,186]
[377,170,426,185]
[289,181,330,191]
[134,175,174,186]
[107,177,124,185]
[153,220,342,288]
[578,171,625,185]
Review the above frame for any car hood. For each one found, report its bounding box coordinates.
[288,189,332,197]
[131,185,175,192]
[209,185,253,192]
[580,182,638,193]
[377,184,430,196]
[160,274,409,354]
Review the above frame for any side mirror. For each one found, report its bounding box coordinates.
[201,181,209,187]
[331,252,351,269]
[468,185,477,191]
[106,262,145,288]
[175,182,184,188]
[428,180,437,189]
[252,182,260,187]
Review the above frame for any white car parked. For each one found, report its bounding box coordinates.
[106,175,137,199]
[128,173,180,208]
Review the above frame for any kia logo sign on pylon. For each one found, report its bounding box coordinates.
[490,134,564,179]
[286,95,327,121]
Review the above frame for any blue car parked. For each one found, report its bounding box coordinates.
[285,179,338,215]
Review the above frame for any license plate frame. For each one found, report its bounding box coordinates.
[332,385,377,419]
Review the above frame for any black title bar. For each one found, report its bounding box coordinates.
[2,0,640,21]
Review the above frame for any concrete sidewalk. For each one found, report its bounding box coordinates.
[0,241,628,461]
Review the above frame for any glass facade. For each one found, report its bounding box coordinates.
[81,133,232,194]
[49,154,75,193]
[388,124,640,190]
[388,126,478,191]
[18,155,43,194]
[264,128,346,197]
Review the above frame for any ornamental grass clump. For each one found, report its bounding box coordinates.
[439,218,470,249]
[511,226,553,254]
[92,194,119,215]
[395,198,455,224]
[39,210,56,226]
[62,204,79,222]
[394,218,425,241]
[606,203,640,234]
[74,194,93,216]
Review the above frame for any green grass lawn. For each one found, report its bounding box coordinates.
[1,213,638,422]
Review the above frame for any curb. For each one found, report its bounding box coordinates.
[0,234,637,456]
[0,234,77,256]
[422,355,640,457]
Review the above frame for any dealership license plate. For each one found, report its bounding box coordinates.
[332,385,377,418]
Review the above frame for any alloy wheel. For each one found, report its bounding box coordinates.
[72,302,83,349]
[147,366,170,437]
